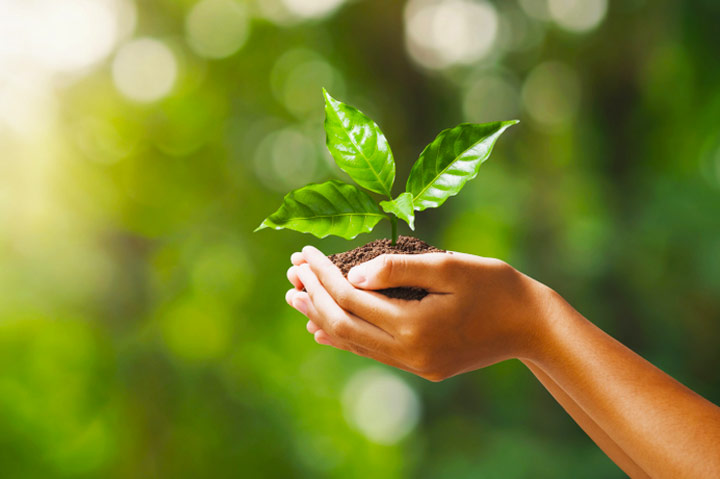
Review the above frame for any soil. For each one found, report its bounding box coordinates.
[328,235,445,300]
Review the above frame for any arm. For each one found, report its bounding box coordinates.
[285,247,720,478]
[288,254,649,478]
[522,360,649,478]
[532,294,720,478]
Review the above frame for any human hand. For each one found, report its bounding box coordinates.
[285,246,555,381]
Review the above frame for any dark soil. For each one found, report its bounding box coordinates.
[328,235,445,300]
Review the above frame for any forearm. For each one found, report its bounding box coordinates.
[522,360,649,478]
[532,292,720,478]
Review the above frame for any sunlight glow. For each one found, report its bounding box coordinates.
[0,0,135,136]
[0,0,117,73]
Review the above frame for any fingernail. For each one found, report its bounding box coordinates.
[302,245,318,255]
[347,264,367,285]
[314,331,332,346]
[293,297,309,315]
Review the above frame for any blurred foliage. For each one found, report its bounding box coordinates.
[1,0,719,477]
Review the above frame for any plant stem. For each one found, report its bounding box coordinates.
[390,216,398,245]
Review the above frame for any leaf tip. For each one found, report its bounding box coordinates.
[322,87,334,103]
[253,221,268,233]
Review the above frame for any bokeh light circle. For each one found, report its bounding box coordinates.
[404,0,498,70]
[522,61,581,128]
[463,73,520,122]
[518,0,551,21]
[548,0,607,33]
[342,368,421,445]
[112,38,177,103]
[185,0,250,59]
[28,0,117,73]
[270,49,344,118]
[254,127,319,192]
[280,0,347,20]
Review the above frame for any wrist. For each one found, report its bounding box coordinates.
[519,283,576,365]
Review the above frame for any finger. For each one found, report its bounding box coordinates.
[315,329,423,375]
[309,324,424,376]
[301,246,402,332]
[346,252,453,291]
[296,263,394,352]
[286,288,302,307]
[290,291,313,317]
[291,252,306,266]
[287,266,304,290]
[313,329,336,346]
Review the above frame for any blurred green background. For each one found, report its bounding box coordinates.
[1,0,719,477]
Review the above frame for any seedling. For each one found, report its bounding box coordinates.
[255,89,518,245]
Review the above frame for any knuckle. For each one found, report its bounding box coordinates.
[304,286,316,302]
[380,254,403,280]
[399,326,420,345]
[331,317,352,338]
[410,352,433,373]
[490,258,513,273]
[435,254,456,275]
[333,287,353,308]
[348,343,370,357]
[421,371,446,383]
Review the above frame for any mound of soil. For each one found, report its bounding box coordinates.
[328,235,445,300]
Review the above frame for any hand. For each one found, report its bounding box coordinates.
[285,246,555,381]
[286,247,720,478]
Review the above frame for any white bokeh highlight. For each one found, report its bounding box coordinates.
[281,0,347,20]
[548,0,607,33]
[112,38,177,103]
[185,0,250,59]
[0,0,122,73]
[0,0,135,136]
[404,0,498,70]
[342,368,421,445]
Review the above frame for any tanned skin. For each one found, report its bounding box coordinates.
[285,247,720,478]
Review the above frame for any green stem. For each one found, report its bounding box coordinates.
[390,216,398,245]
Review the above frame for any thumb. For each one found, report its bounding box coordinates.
[347,253,451,291]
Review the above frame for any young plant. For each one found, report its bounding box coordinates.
[255,89,518,245]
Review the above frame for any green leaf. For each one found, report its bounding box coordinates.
[254,180,387,240]
[406,120,519,211]
[379,192,415,230]
[323,88,395,196]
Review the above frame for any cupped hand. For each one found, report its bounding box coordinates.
[285,246,555,381]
